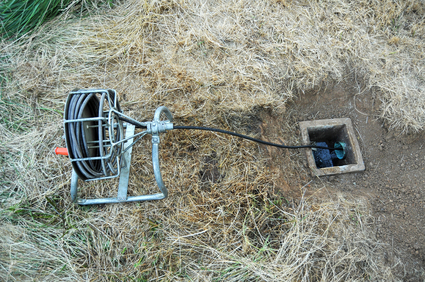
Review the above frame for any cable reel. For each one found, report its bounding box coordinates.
[57,89,345,205]
[60,89,173,205]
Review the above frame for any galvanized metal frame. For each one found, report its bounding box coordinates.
[66,89,173,205]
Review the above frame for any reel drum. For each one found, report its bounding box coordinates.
[64,89,124,181]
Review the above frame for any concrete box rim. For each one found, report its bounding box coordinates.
[299,118,365,176]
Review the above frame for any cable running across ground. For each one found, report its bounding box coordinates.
[122,118,341,151]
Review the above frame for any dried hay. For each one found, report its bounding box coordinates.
[1,0,423,280]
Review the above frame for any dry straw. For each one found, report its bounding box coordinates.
[1,0,423,280]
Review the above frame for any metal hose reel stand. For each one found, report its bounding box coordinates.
[62,89,173,205]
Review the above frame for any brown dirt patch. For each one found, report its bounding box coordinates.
[264,72,425,280]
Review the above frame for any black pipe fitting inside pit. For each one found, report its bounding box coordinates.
[308,124,354,168]
[312,141,346,168]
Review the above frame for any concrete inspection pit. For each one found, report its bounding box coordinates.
[299,118,365,176]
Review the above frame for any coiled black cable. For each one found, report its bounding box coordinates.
[66,93,103,179]
[65,90,123,180]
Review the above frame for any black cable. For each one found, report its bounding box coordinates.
[121,118,341,151]
[173,125,341,151]
[66,93,103,179]
[119,116,147,128]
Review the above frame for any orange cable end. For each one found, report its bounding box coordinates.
[55,147,68,156]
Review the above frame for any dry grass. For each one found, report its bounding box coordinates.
[3,0,424,130]
[1,0,424,280]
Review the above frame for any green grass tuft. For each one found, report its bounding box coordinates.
[0,0,74,39]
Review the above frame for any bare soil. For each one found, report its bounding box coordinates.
[266,74,425,281]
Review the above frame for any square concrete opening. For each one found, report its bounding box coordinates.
[299,118,365,176]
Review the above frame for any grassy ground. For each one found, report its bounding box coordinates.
[1,0,423,280]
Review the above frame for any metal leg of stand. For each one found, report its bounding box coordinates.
[70,170,78,203]
[117,124,135,201]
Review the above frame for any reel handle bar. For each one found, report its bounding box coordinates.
[149,106,174,199]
